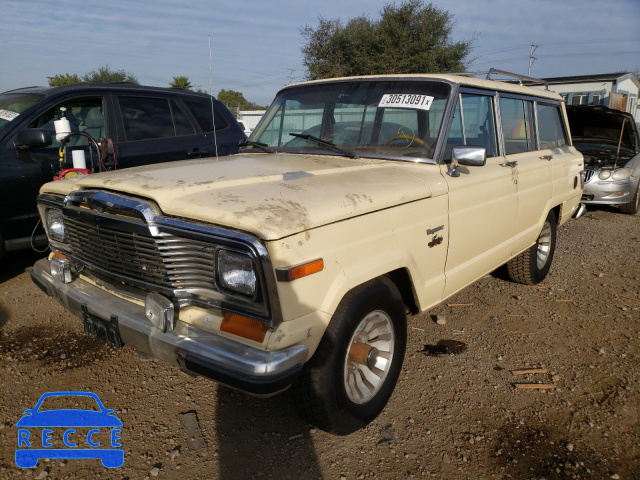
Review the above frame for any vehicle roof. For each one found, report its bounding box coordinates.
[2,83,217,100]
[282,73,564,101]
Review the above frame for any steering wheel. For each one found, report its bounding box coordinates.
[384,134,425,147]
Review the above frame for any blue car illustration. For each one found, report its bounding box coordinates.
[15,391,123,468]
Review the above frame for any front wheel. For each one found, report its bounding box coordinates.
[506,210,557,285]
[291,277,407,435]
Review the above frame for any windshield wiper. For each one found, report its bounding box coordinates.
[289,133,359,159]
[238,139,274,153]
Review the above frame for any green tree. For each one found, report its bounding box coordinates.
[300,0,473,79]
[48,73,81,86]
[170,76,192,89]
[217,89,267,116]
[81,65,138,84]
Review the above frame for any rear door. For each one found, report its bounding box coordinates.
[497,95,553,256]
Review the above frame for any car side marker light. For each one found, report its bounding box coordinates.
[275,258,324,282]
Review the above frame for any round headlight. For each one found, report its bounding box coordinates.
[598,170,612,180]
[217,250,256,296]
[46,208,66,243]
[611,168,631,181]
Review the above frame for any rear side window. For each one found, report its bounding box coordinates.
[537,104,567,149]
[119,97,195,141]
[500,97,535,154]
[184,100,230,132]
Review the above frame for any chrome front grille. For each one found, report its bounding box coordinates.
[65,216,216,290]
[583,169,595,183]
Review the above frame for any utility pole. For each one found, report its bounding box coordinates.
[528,44,539,76]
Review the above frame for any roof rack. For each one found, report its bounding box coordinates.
[485,68,548,89]
[448,68,549,90]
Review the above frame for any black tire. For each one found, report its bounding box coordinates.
[619,182,640,215]
[291,277,407,435]
[506,210,557,285]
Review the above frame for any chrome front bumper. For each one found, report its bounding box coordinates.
[30,258,308,396]
[582,178,635,205]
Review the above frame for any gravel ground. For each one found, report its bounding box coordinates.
[1,206,638,480]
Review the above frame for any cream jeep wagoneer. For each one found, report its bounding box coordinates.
[31,74,583,434]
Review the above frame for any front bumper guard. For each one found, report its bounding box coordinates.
[30,258,308,396]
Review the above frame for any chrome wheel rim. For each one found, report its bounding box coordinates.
[536,221,553,270]
[343,310,395,404]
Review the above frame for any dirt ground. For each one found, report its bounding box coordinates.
[0,206,638,480]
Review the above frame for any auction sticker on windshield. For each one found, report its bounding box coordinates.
[0,109,19,121]
[378,94,434,111]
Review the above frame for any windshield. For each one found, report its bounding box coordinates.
[250,80,451,161]
[0,92,45,128]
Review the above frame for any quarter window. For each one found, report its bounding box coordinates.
[537,104,567,149]
[184,100,230,132]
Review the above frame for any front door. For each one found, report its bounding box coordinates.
[441,91,518,298]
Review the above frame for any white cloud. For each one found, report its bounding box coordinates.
[1,0,638,104]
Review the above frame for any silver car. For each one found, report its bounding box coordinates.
[567,105,640,214]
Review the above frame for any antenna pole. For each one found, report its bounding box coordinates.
[528,44,539,76]
[208,35,219,161]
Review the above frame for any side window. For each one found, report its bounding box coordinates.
[119,97,194,141]
[183,100,230,132]
[500,97,535,154]
[27,97,104,148]
[537,103,567,149]
[443,93,498,161]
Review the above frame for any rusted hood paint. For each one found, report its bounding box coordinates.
[46,154,446,240]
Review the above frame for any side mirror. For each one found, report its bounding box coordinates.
[447,146,487,177]
[452,146,487,166]
[14,129,52,150]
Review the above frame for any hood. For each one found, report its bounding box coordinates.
[567,105,639,154]
[52,154,445,240]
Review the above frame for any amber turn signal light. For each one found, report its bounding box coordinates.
[275,258,324,282]
[220,312,268,343]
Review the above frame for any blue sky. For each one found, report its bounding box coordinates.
[1,0,639,106]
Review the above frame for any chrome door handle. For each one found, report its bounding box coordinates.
[499,161,518,168]
[539,154,553,161]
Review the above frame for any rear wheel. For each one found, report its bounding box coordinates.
[291,277,407,435]
[506,210,557,285]
[619,183,640,215]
